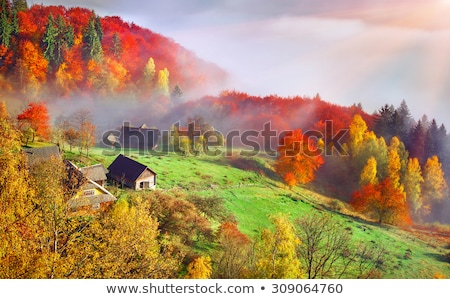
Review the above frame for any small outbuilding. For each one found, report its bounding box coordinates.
[107,154,157,190]
[79,164,108,187]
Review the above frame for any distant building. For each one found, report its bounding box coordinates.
[107,154,157,190]
[23,145,61,167]
[119,122,160,151]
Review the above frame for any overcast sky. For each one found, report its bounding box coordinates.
[35,0,450,127]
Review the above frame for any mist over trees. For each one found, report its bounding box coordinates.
[0,1,226,101]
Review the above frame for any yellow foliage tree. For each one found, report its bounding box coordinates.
[403,158,424,215]
[348,114,368,156]
[0,102,38,278]
[360,156,378,187]
[156,67,170,96]
[91,197,183,278]
[387,146,403,191]
[387,136,408,190]
[185,256,212,279]
[250,214,302,278]
[30,156,74,278]
[422,156,448,204]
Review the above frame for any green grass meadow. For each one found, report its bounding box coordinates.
[63,146,450,279]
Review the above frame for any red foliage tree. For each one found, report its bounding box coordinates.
[275,129,324,186]
[350,178,412,225]
[17,102,51,141]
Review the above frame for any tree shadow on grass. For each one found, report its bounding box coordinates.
[424,252,450,263]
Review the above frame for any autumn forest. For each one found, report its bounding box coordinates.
[1,1,450,279]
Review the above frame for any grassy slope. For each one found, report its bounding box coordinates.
[64,147,450,279]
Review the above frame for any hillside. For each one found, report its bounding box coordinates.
[0,2,227,99]
[65,147,450,279]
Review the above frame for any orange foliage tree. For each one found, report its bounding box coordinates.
[350,178,411,225]
[18,40,48,83]
[17,102,51,141]
[214,222,251,278]
[275,129,324,186]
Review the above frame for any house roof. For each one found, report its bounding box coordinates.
[107,154,156,181]
[68,179,117,208]
[80,164,108,182]
[24,145,61,166]
[64,161,117,208]
[64,160,88,192]
[118,124,160,150]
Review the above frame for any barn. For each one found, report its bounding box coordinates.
[107,154,157,190]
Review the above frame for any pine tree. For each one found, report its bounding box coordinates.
[42,14,75,72]
[43,14,57,64]
[82,14,103,62]
[0,0,14,48]
[373,104,395,141]
[94,15,103,41]
[12,0,27,12]
[396,100,414,141]
[409,120,426,165]
[425,119,440,158]
[43,14,73,71]
[170,84,184,103]
[111,32,122,59]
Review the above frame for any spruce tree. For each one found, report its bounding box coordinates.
[43,14,58,68]
[82,14,103,62]
[111,32,122,59]
[0,0,14,48]
[12,0,27,12]
[373,104,395,141]
[170,85,183,103]
[409,120,426,165]
[43,14,75,72]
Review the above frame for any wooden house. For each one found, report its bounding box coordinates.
[119,122,160,150]
[68,179,117,211]
[107,154,157,190]
[23,146,116,212]
[65,161,117,212]
[79,164,108,187]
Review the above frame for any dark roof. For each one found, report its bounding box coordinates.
[107,154,156,181]
[118,123,160,150]
[24,145,61,166]
[80,164,108,182]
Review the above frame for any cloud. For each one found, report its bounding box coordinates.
[36,0,450,30]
